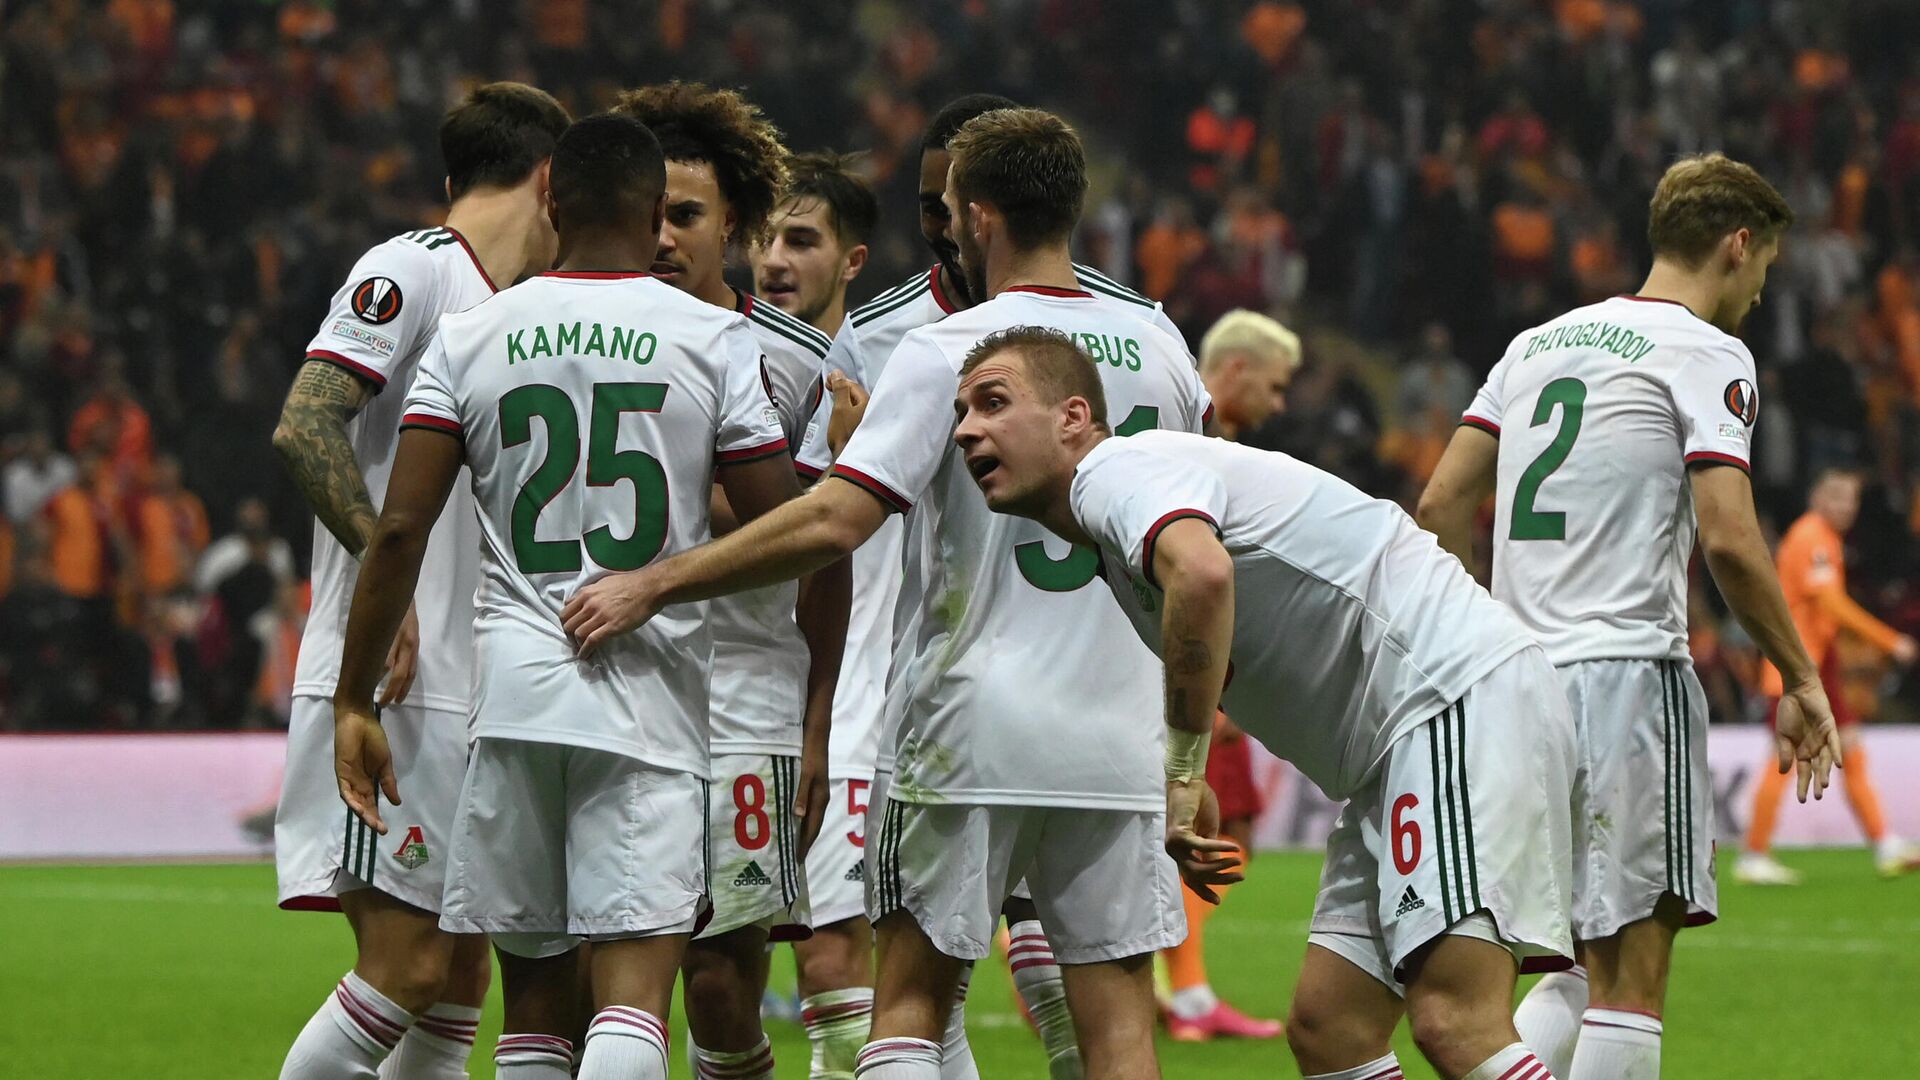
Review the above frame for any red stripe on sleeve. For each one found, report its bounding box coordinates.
[1459,415,1500,436]
[1141,509,1220,587]
[830,465,913,513]
[400,413,462,436]
[717,438,791,464]
[1684,450,1749,473]
[306,350,389,390]
[795,460,825,480]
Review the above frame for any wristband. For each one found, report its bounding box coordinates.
[1165,727,1212,783]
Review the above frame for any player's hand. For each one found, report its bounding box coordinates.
[1893,635,1918,666]
[378,602,421,707]
[334,700,398,834]
[1165,778,1243,904]
[561,571,664,657]
[793,748,829,858]
[1774,678,1841,803]
[825,370,870,458]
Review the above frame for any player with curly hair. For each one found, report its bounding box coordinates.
[613,82,847,1080]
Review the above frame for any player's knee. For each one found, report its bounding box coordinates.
[795,926,868,993]
[1286,996,1388,1071]
[438,936,493,1006]
[1406,992,1501,1075]
[358,949,452,1015]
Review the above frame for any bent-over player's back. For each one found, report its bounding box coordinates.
[1468,295,1758,666]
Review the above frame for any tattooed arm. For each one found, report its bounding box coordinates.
[272,361,379,556]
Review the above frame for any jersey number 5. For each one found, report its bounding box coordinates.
[1509,378,1586,542]
[500,382,670,574]
[1015,403,1160,590]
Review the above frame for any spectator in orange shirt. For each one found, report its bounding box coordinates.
[1739,468,1920,883]
[44,450,124,603]
[136,455,209,596]
[67,364,154,482]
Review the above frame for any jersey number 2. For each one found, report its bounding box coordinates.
[1509,378,1586,542]
[500,383,670,574]
[1015,404,1159,591]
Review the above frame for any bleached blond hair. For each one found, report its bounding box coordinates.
[1198,309,1301,376]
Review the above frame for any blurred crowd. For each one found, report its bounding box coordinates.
[2,0,1916,729]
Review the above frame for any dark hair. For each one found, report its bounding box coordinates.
[441,82,571,200]
[549,114,667,230]
[960,325,1109,429]
[1648,153,1794,266]
[921,93,1020,154]
[946,109,1086,248]
[611,81,790,245]
[782,152,878,248]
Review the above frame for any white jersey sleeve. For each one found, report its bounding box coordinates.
[1670,340,1758,470]
[304,241,445,391]
[717,321,791,462]
[1072,442,1228,586]
[794,315,863,479]
[830,331,953,513]
[1462,351,1513,435]
[399,335,461,433]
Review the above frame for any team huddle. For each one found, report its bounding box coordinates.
[269,79,1840,1080]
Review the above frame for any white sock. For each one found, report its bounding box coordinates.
[494,1033,574,1080]
[1513,966,1588,1076]
[280,972,416,1080]
[379,1002,480,1079]
[855,1038,942,1080]
[803,988,874,1080]
[1570,1009,1661,1080]
[1304,1052,1407,1080]
[1169,983,1220,1020]
[578,1006,669,1080]
[693,1034,776,1080]
[1462,1042,1554,1079]
[938,966,979,1080]
[1876,834,1908,861]
[1006,921,1080,1080]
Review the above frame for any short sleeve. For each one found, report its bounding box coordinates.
[303,241,442,392]
[1187,360,1216,433]
[796,320,865,478]
[1672,341,1758,472]
[716,322,791,464]
[1461,353,1510,436]
[831,331,955,514]
[1071,442,1228,586]
[399,335,462,437]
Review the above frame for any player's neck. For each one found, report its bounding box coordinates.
[812,289,848,336]
[553,235,656,275]
[1635,260,1722,325]
[986,244,1077,300]
[445,186,545,286]
[1039,433,1107,545]
[689,272,737,311]
[933,263,971,311]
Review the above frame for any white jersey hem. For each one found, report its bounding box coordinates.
[475,725,711,780]
[886,787,1164,811]
[291,681,469,716]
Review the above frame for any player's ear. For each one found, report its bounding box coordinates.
[545,187,560,233]
[842,243,868,284]
[444,176,453,204]
[1727,227,1750,268]
[536,158,553,196]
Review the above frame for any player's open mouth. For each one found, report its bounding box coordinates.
[966,453,1000,483]
[650,262,682,277]
[762,281,796,299]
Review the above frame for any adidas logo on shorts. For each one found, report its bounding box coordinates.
[1394,885,1426,916]
[733,861,773,888]
[843,862,864,883]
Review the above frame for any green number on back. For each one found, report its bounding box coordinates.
[500,382,671,573]
[1015,403,1160,591]
[1509,377,1586,541]
[501,385,582,573]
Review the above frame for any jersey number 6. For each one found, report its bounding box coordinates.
[500,382,670,574]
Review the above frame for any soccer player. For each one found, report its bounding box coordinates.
[270,82,568,1080]
[1739,467,1920,884]
[789,92,1187,1080]
[1418,153,1841,1080]
[560,108,1213,1080]
[947,326,1585,1080]
[744,154,889,1078]
[750,152,876,335]
[1157,308,1301,1043]
[332,112,839,1080]
[611,81,844,1080]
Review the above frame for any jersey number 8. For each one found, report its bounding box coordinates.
[500,382,670,574]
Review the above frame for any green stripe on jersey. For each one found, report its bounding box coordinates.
[751,308,829,358]
[1072,262,1155,307]
[853,275,932,327]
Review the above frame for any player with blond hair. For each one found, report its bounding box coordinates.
[1194,309,1300,441]
[1419,152,1839,1079]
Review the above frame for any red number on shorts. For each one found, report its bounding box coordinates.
[734,774,771,850]
[1391,793,1422,875]
[846,778,870,848]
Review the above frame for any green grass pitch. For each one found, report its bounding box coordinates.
[4,848,1916,1077]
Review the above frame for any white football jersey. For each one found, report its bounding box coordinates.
[705,292,830,756]
[831,284,1213,809]
[793,265,1188,779]
[293,227,493,713]
[1466,296,1759,664]
[1070,430,1536,801]
[400,271,787,775]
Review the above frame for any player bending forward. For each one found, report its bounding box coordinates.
[332,114,845,1080]
[954,327,1581,1080]
[1419,152,1839,1080]
[271,82,569,1080]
